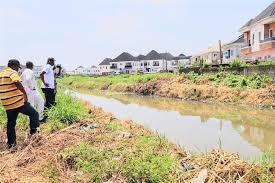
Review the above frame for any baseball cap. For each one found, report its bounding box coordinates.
[47,57,56,62]
[8,59,21,68]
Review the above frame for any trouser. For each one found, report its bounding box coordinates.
[26,88,45,120]
[6,102,39,147]
[42,88,56,110]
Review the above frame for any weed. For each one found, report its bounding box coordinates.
[42,162,59,183]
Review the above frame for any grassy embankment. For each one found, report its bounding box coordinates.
[60,72,275,107]
[0,91,274,182]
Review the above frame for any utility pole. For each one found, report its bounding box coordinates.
[219,40,223,64]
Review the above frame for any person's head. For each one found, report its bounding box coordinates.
[26,61,34,70]
[47,57,55,66]
[7,59,21,71]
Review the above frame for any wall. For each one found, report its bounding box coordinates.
[180,65,275,78]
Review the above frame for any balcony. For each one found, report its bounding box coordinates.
[241,42,252,54]
[260,37,275,43]
[260,37,275,50]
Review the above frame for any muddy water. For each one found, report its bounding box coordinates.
[70,90,275,159]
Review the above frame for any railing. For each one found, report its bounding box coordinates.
[260,37,275,43]
[241,43,251,48]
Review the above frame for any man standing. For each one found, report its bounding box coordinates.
[40,58,56,121]
[0,60,39,148]
[21,61,45,122]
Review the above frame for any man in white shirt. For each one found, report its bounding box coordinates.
[40,58,56,121]
[21,61,45,122]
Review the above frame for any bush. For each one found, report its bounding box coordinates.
[229,59,243,68]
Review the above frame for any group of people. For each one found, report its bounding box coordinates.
[0,58,58,149]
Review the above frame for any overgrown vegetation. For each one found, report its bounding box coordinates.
[187,71,272,89]
[61,133,180,183]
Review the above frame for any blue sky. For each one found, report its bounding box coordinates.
[0,0,273,70]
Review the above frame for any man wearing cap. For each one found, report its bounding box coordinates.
[21,61,45,122]
[40,58,56,121]
[0,59,39,148]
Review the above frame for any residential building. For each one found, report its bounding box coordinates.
[191,44,221,65]
[33,65,43,77]
[90,65,101,75]
[74,66,92,75]
[240,1,275,61]
[110,52,138,74]
[222,35,244,63]
[99,58,112,75]
[173,54,192,68]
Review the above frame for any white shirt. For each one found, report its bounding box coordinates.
[41,64,55,89]
[21,68,37,90]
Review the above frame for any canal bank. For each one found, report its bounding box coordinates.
[60,73,275,108]
[0,91,274,182]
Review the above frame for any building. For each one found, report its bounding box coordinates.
[90,65,101,75]
[74,66,92,75]
[139,50,171,73]
[240,1,275,61]
[191,44,221,65]
[33,65,42,77]
[99,58,112,75]
[110,52,138,74]
[173,54,192,68]
[222,35,244,63]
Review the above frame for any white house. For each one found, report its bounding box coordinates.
[99,58,112,75]
[74,66,92,75]
[222,35,245,63]
[173,54,192,68]
[90,65,101,75]
[139,50,168,73]
[33,65,42,77]
[110,52,138,74]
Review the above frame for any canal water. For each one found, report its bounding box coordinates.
[69,90,275,159]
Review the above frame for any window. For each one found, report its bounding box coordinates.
[153,61,159,66]
[231,50,234,56]
[270,30,274,38]
[252,34,255,45]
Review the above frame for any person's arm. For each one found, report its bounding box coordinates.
[15,82,28,102]
[40,71,49,87]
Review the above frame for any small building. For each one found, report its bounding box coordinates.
[99,58,112,75]
[33,65,42,77]
[222,35,244,63]
[191,44,221,65]
[74,66,92,75]
[172,54,191,68]
[240,1,275,61]
[90,65,101,75]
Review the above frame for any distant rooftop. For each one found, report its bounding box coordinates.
[113,52,138,62]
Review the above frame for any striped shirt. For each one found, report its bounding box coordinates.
[0,67,24,110]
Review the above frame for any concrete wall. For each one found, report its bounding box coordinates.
[180,65,275,78]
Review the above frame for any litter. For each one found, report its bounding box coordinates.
[80,123,98,132]
[181,161,200,171]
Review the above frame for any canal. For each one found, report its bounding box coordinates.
[69,90,275,159]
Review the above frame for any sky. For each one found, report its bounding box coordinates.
[0,0,273,70]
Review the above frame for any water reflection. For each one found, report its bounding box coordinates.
[70,90,275,158]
